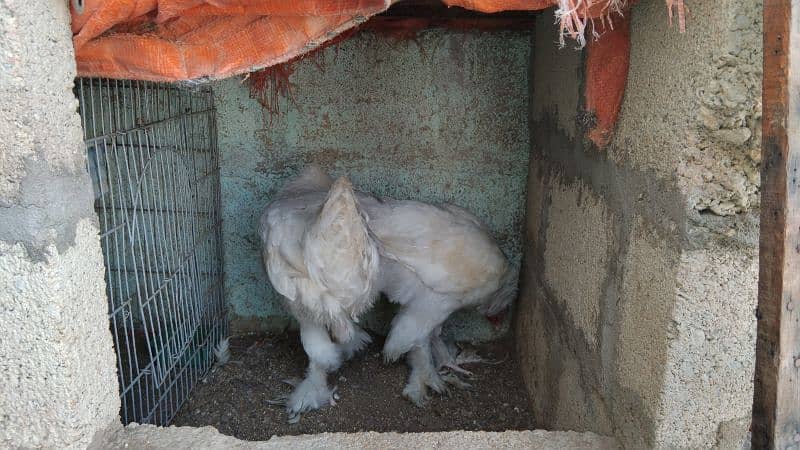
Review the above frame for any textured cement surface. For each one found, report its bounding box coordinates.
[0,0,96,255]
[215,29,531,340]
[613,0,763,216]
[516,3,759,449]
[107,424,620,450]
[0,2,762,449]
[0,0,121,448]
[655,243,757,446]
[542,178,611,351]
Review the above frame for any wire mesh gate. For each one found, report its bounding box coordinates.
[76,78,227,425]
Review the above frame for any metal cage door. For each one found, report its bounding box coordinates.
[76,78,226,425]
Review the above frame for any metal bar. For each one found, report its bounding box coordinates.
[135,221,222,322]
[108,267,220,277]
[83,109,215,145]
[95,144,218,155]
[121,86,153,422]
[126,81,162,419]
[145,316,225,424]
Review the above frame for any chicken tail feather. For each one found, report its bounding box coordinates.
[305,176,380,315]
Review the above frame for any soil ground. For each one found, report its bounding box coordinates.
[172,332,536,440]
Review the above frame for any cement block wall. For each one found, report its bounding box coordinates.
[216,29,531,340]
[516,2,761,449]
[0,0,120,447]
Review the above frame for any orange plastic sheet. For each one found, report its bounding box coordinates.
[70,0,687,148]
[584,12,631,148]
[71,0,631,82]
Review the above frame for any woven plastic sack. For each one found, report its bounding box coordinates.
[70,0,643,81]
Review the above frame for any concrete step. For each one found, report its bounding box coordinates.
[108,424,620,449]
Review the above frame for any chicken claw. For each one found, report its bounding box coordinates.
[282,378,302,387]
[434,343,483,377]
[403,365,449,407]
[267,377,338,423]
[441,373,472,390]
[440,347,486,376]
[439,362,474,377]
[403,383,430,407]
[455,347,483,365]
[265,395,288,406]
[403,375,447,407]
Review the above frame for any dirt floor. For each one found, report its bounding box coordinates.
[172,332,536,440]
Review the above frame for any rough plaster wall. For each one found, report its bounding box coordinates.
[0,222,119,448]
[0,0,83,196]
[655,243,757,448]
[613,217,677,448]
[216,29,531,340]
[613,0,763,216]
[0,0,120,447]
[618,2,761,446]
[543,179,611,350]
[530,22,582,141]
[517,22,619,437]
[520,174,679,448]
[517,3,759,449]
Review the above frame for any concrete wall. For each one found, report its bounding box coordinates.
[516,2,761,448]
[217,29,531,340]
[0,0,120,448]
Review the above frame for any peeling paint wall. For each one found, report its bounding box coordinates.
[216,29,531,339]
[0,0,120,447]
[517,2,760,449]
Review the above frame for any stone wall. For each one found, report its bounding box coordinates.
[516,2,761,448]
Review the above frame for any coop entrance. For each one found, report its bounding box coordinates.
[73,12,536,433]
[76,79,227,425]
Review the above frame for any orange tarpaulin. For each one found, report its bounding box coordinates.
[70,0,641,82]
[69,0,686,148]
[585,12,631,148]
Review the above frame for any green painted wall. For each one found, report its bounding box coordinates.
[215,28,531,340]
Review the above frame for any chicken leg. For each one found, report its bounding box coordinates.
[277,322,341,423]
[382,297,454,407]
[431,329,483,377]
[337,325,372,362]
[272,321,372,422]
[403,339,449,407]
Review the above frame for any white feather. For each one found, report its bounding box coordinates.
[213,337,230,367]
[261,165,516,412]
[260,167,380,420]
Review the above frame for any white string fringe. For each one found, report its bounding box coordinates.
[555,0,687,49]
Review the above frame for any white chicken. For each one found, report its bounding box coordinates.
[265,165,516,409]
[259,167,379,422]
[357,194,517,406]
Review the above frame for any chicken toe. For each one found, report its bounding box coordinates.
[432,335,484,378]
[402,381,430,407]
[441,373,473,390]
[285,375,336,420]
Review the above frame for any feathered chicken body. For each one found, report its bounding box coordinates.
[261,165,516,416]
[357,194,516,405]
[259,168,379,421]
[360,197,511,308]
